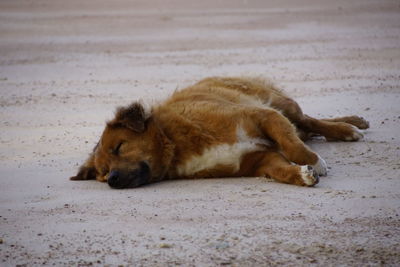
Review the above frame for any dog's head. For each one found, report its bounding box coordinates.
[90,102,173,189]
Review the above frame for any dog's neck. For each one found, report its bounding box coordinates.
[151,117,176,181]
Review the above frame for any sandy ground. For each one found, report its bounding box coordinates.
[1,0,400,266]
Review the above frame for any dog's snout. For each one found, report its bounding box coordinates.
[107,162,151,189]
[107,170,120,188]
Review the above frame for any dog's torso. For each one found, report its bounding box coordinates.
[153,77,280,178]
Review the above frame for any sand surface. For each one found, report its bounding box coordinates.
[1,0,400,266]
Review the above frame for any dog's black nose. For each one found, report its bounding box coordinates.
[107,162,151,189]
[107,170,120,188]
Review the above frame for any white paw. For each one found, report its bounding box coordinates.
[312,154,328,176]
[300,165,319,186]
[345,126,364,141]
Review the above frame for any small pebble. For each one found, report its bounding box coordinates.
[159,243,172,248]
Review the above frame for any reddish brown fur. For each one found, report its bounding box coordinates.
[70,76,369,188]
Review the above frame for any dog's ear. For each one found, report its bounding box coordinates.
[70,165,97,180]
[70,148,98,181]
[111,102,150,133]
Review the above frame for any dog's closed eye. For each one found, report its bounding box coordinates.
[112,142,124,156]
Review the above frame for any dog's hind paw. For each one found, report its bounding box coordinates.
[346,116,370,129]
[345,125,364,141]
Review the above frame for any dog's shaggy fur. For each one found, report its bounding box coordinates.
[71,77,369,188]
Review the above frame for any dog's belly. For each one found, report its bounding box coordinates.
[176,127,270,177]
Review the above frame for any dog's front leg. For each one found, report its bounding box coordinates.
[249,108,327,176]
[242,150,319,187]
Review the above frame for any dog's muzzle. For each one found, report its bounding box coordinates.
[107,161,151,189]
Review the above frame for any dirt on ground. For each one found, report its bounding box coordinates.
[1,0,400,266]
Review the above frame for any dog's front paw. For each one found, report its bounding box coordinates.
[312,154,328,176]
[300,165,319,186]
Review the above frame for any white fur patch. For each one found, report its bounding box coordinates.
[345,125,364,141]
[312,154,328,176]
[300,165,317,186]
[177,127,270,176]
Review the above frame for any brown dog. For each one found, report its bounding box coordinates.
[70,77,369,188]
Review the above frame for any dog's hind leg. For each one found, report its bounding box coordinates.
[268,95,368,142]
[300,115,366,141]
[321,116,369,130]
